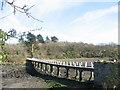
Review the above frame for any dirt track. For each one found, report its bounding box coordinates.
[2,64,50,88]
[1,63,94,89]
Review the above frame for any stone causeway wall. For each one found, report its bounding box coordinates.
[94,62,120,88]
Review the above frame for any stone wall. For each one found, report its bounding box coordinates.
[94,62,120,88]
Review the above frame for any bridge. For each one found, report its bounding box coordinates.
[26,58,94,82]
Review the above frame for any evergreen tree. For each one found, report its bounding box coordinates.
[51,36,58,42]
[18,35,24,44]
[45,36,50,43]
[25,32,37,57]
[36,34,44,43]
[25,32,36,45]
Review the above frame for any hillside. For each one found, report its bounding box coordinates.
[3,42,118,64]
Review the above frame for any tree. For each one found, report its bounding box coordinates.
[18,35,24,44]
[0,29,17,62]
[7,29,17,38]
[0,29,8,62]
[118,45,120,60]
[25,32,36,57]
[45,36,50,43]
[25,32,36,44]
[51,36,58,42]
[36,34,44,43]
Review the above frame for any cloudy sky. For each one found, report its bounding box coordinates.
[0,0,119,44]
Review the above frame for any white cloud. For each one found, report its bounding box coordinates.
[14,0,38,7]
[1,1,118,44]
[70,5,118,24]
[67,5,118,44]
[1,14,31,33]
[24,0,83,18]
[64,0,119,2]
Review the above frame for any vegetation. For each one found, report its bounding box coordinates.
[3,42,119,63]
[0,29,17,62]
[0,29,119,64]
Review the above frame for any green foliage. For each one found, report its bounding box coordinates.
[36,34,44,43]
[0,29,17,62]
[118,45,120,60]
[24,32,37,57]
[18,35,24,44]
[1,29,118,62]
[0,29,8,62]
[25,32,36,45]
[7,29,17,37]
[51,36,58,42]
[45,36,50,43]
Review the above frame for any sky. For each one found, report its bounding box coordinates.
[0,0,119,45]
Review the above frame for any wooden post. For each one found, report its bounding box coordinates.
[79,70,82,81]
[57,66,60,76]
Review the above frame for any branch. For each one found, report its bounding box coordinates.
[13,28,42,39]
[2,0,43,22]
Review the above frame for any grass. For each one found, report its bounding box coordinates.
[46,80,67,88]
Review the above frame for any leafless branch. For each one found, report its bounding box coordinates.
[13,27,42,39]
[2,0,43,22]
